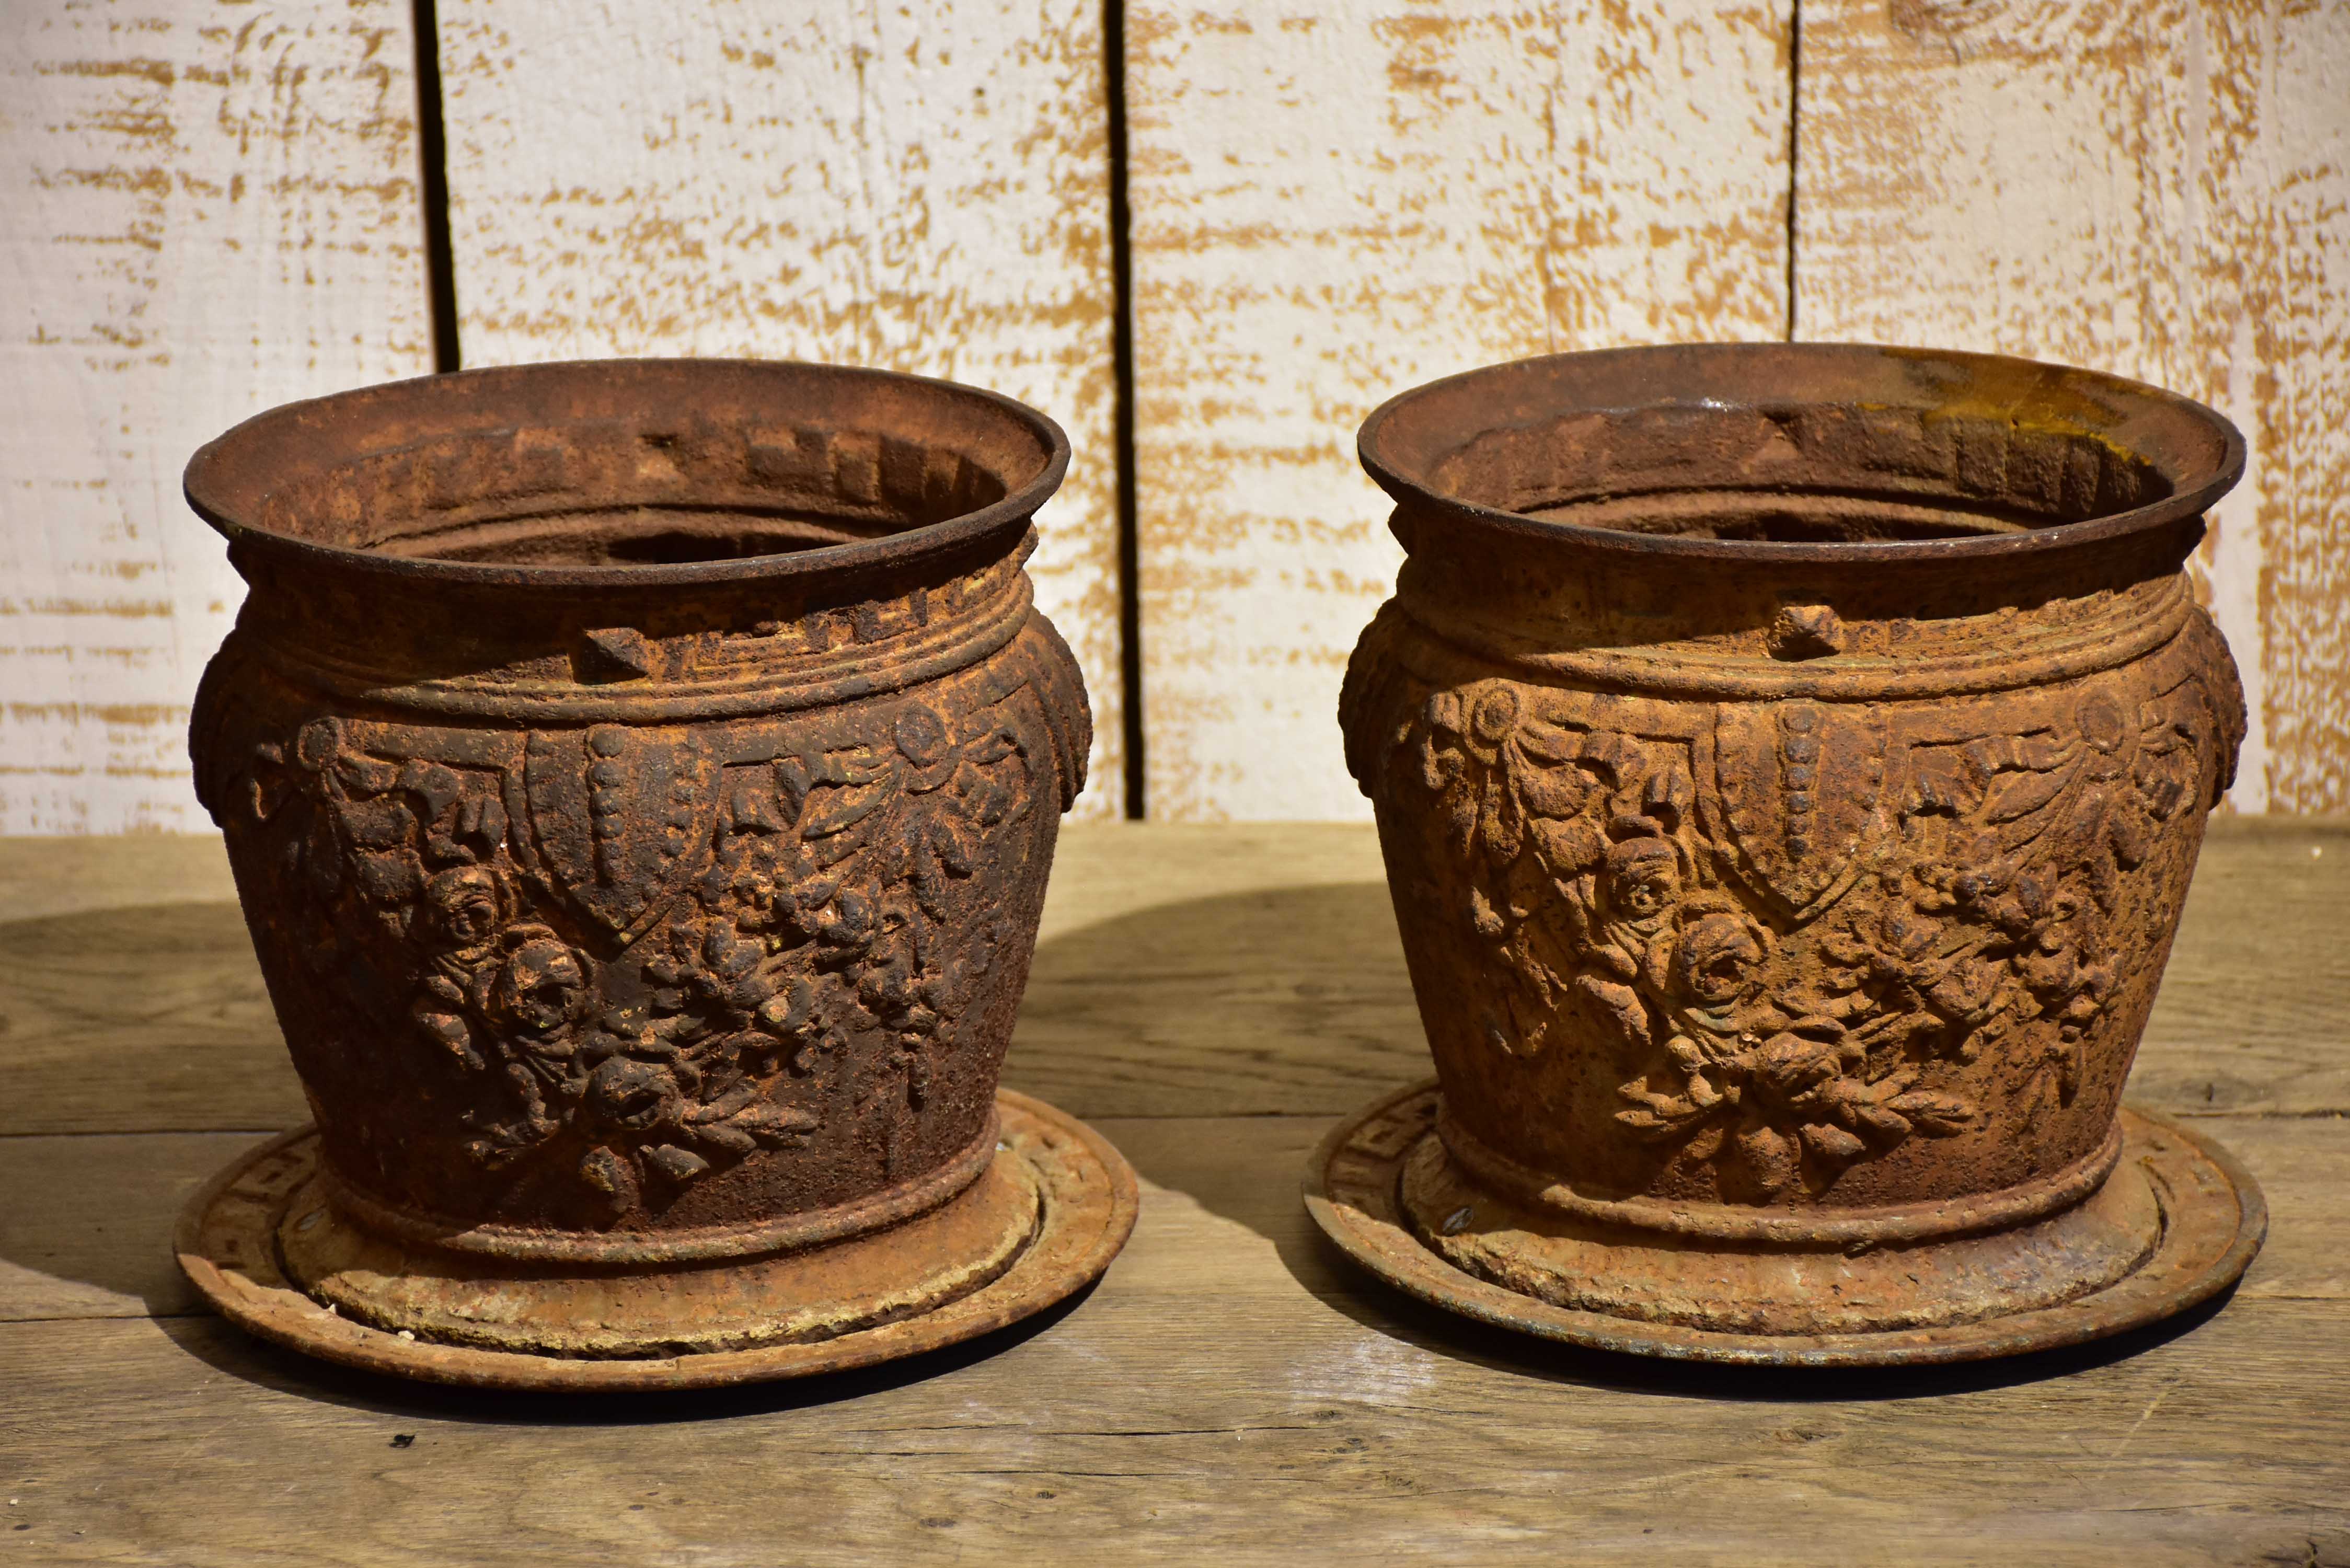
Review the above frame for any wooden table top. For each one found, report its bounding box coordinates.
[2,821,2345,1565]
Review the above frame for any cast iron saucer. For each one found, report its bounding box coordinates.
[180,1089,1137,1392]
[1305,1079,2265,1368]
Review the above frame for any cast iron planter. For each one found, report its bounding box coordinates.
[1310,344,2266,1365]
[175,361,1135,1390]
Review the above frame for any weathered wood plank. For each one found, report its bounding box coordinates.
[0,1131,256,1322]
[0,829,231,921]
[1125,2,1795,820]
[3,1110,2340,1327]
[433,0,1126,818]
[0,0,433,835]
[3,829,2343,1562]
[0,897,307,1135]
[2119,817,2350,1113]
[0,1267,2343,1561]
[0,819,2341,1133]
[1794,0,2350,813]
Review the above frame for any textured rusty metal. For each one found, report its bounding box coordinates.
[179,360,1133,1381]
[1324,343,2267,1361]
[1306,1081,2265,1367]
[179,1089,1138,1391]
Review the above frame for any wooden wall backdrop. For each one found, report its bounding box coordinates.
[6,0,2346,829]
[0,0,430,834]
[433,0,1126,817]
[1124,1,1798,820]
[1796,0,2350,815]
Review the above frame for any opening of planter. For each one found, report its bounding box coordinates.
[1428,403,2173,544]
[1360,344,2242,555]
[185,360,1065,575]
[355,421,1016,567]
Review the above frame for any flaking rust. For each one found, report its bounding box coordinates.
[1313,343,2267,1364]
[174,360,1135,1389]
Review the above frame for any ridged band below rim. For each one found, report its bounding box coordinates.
[240,572,1036,723]
[1393,576,2194,702]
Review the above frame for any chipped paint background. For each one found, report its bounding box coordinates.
[436,0,1125,816]
[2,0,429,832]
[4,0,2345,831]
[1126,1,1794,819]
[1796,0,2350,814]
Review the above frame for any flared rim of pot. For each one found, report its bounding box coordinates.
[183,358,1071,592]
[1356,342,2245,566]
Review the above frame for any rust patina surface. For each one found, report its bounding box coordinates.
[1320,343,2266,1362]
[177,360,1134,1386]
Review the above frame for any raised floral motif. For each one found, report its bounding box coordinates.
[1380,670,2217,1202]
[226,686,1047,1220]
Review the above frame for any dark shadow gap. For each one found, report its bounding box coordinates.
[1104,0,1145,819]
[1784,0,1802,342]
[411,0,462,373]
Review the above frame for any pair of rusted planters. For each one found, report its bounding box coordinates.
[176,346,2264,1390]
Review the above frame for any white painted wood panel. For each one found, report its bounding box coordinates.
[0,0,432,833]
[9,1,2343,832]
[435,0,1126,817]
[1795,0,2350,812]
[1126,2,1796,819]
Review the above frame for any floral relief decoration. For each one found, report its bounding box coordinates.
[1387,673,2216,1204]
[229,690,1044,1221]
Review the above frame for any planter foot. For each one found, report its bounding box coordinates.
[1305,1080,2264,1368]
[177,1089,1136,1392]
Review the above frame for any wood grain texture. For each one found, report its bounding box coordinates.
[0,0,432,835]
[1794,0,2350,814]
[433,0,1127,819]
[0,827,229,920]
[0,1131,255,1322]
[1,827,2345,1563]
[0,1170,2344,1563]
[1125,2,1794,819]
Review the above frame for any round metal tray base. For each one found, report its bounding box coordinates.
[1305,1080,2265,1368]
[178,1089,1137,1392]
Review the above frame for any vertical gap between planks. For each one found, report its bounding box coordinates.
[1784,0,1802,342]
[1104,0,1145,818]
[412,0,462,372]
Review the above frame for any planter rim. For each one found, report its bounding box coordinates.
[183,358,1071,593]
[1356,341,2245,567]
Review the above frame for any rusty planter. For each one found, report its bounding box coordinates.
[1311,344,2266,1365]
[176,361,1135,1390]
